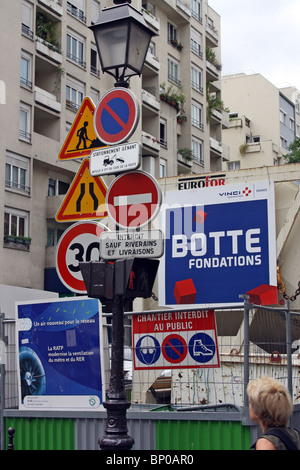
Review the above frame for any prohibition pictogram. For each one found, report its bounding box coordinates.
[94,88,139,145]
[161,334,187,364]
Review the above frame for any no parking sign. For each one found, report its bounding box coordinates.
[94,88,139,145]
[132,309,220,370]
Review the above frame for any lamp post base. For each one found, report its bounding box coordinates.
[99,294,134,450]
[99,400,134,450]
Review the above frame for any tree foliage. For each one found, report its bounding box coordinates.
[284,137,300,163]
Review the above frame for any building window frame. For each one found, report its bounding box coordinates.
[4,207,29,238]
[66,76,84,111]
[191,0,202,22]
[19,102,31,142]
[67,29,86,69]
[191,64,203,93]
[191,101,203,130]
[22,0,34,39]
[67,1,86,23]
[191,27,202,58]
[5,152,30,195]
[20,51,33,90]
[192,137,204,165]
[168,56,180,86]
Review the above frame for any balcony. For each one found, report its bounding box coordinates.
[206,23,219,48]
[210,137,222,156]
[142,8,160,32]
[142,89,160,112]
[142,131,160,154]
[206,60,220,82]
[38,0,63,16]
[145,51,160,72]
[34,86,61,113]
[35,37,62,64]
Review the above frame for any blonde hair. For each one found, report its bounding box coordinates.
[247,376,293,427]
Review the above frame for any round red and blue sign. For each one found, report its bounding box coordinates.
[94,88,140,145]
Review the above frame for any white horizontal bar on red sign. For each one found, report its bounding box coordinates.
[114,193,152,206]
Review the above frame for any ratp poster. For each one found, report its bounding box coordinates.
[16,297,105,411]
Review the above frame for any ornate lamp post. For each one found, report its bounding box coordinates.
[87,0,157,450]
[90,0,156,88]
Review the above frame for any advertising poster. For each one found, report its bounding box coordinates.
[159,181,277,308]
[132,309,219,370]
[16,297,105,411]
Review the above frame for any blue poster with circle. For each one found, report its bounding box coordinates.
[16,297,105,411]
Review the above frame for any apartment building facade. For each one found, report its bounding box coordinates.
[0,0,227,294]
[221,73,297,171]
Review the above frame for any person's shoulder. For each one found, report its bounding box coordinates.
[255,437,276,450]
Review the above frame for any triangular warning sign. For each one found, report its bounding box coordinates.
[56,159,108,222]
[58,97,106,161]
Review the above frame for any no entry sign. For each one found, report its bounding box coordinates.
[132,309,220,370]
[56,221,107,293]
[106,170,162,229]
[94,88,139,145]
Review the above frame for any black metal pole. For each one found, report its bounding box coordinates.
[99,294,134,450]
[7,428,15,450]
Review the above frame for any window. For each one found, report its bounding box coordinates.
[191,0,202,22]
[19,102,31,142]
[90,46,99,76]
[48,177,69,196]
[168,56,180,85]
[5,152,30,195]
[280,137,288,149]
[290,117,295,132]
[148,41,155,56]
[67,1,86,23]
[160,119,167,148]
[4,208,28,238]
[227,161,240,171]
[22,0,33,39]
[67,30,85,68]
[66,76,84,111]
[159,159,166,178]
[192,137,203,164]
[191,28,202,58]
[191,65,203,93]
[90,88,99,107]
[47,227,64,247]
[191,101,203,129]
[142,2,155,16]
[21,51,32,90]
[91,0,100,24]
[280,109,286,125]
[168,22,178,44]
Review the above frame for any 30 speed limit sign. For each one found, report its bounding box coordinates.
[56,221,108,293]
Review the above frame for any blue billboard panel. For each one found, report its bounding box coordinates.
[16,297,105,411]
[159,181,277,308]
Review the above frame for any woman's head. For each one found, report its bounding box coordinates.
[247,376,293,427]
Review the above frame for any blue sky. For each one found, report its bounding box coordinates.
[208,0,300,90]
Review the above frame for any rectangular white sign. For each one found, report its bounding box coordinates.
[90,142,141,176]
[100,230,164,259]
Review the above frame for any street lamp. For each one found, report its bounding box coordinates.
[86,0,158,451]
[89,0,157,88]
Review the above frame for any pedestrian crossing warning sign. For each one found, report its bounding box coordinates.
[58,97,106,161]
[56,159,108,222]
